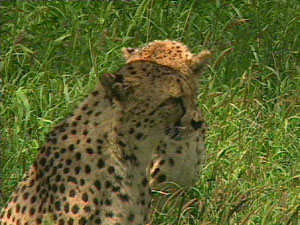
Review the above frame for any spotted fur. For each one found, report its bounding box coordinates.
[0,40,211,225]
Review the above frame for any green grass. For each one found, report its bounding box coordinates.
[1,1,299,224]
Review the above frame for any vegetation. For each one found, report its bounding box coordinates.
[1,1,299,224]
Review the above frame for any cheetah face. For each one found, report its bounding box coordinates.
[100,61,207,140]
[100,40,211,140]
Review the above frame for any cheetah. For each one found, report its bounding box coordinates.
[122,41,209,192]
[0,40,211,225]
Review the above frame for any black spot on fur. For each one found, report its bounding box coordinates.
[107,166,115,174]
[142,178,147,186]
[64,203,70,213]
[118,194,129,202]
[92,90,99,96]
[97,159,105,168]
[71,204,79,214]
[169,158,175,166]
[85,165,91,174]
[69,189,76,197]
[157,174,167,183]
[75,152,81,160]
[118,140,126,147]
[68,144,75,151]
[105,211,114,217]
[94,180,101,190]
[135,132,143,140]
[128,213,135,222]
[67,176,77,184]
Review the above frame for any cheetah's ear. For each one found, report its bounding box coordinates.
[100,73,125,100]
[190,50,212,76]
[122,47,139,60]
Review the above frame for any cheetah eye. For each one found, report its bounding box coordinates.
[165,120,182,140]
[169,97,185,111]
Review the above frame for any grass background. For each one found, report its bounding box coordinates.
[0,0,299,224]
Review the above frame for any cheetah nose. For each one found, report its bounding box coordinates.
[190,119,203,130]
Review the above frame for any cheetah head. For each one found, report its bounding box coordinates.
[101,40,211,140]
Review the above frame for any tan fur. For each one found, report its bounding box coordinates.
[0,40,210,225]
[122,40,211,76]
